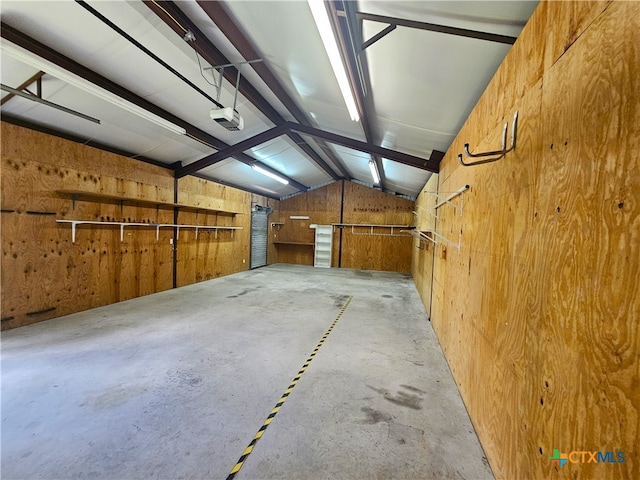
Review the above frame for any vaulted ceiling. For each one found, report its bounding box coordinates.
[1,0,538,200]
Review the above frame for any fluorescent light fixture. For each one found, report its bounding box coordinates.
[290,215,310,220]
[251,164,289,185]
[369,159,380,185]
[0,41,186,136]
[307,0,359,122]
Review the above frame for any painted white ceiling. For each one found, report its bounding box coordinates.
[0,0,538,200]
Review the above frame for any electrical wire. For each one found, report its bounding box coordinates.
[195,52,218,89]
[149,0,188,34]
[74,0,223,109]
[185,132,219,150]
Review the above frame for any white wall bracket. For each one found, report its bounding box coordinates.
[332,224,413,237]
[407,229,461,254]
[424,184,469,216]
[57,220,242,243]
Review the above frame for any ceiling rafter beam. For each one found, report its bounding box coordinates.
[177,123,289,178]
[289,122,441,172]
[0,23,307,191]
[1,83,101,124]
[189,172,280,201]
[197,0,351,180]
[0,70,45,106]
[329,0,387,190]
[144,1,340,181]
[355,11,518,45]
[177,122,440,179]
[361,23,396,51]
[0,23,233,154]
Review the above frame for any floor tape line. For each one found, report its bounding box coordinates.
[225,296,353,480]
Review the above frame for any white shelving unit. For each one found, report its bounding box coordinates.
[313,225,332,268]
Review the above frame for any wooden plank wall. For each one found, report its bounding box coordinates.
[269,180,414,272]
[412,1,639,479]
[1,122,251,330]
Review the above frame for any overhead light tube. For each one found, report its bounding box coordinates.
[307,0,360,122]
[369,159,380,185]
[0,41,186,136]
[251,164,289,185]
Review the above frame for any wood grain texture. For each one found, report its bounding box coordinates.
[413,1,639,478]
[542,0,613,71]
[341,182,414,273]
[271,181,342,266]
[176,177,250,287]
[272,181,414,272]
[526,3,640,478]
[1,123,252,329]
[410,173,437,316]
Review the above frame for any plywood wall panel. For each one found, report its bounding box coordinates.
[341,182,414,273]
[273,181,413,272]
[410,173,437,318]
[175,177,249,288]
[524,4,640,478]
[542,0,613,71]
[272,182,341,267]
[413,1,639,478]
[2,123,251,329]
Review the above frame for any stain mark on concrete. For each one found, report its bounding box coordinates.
[368,385,425,410]
[400,384,426,394]
[388,422,425,445]
[360,406,393,424]
[331,294,351,308]
[381,294,393,298]
[354,270,373,278]
[386,391,423,410]
[90,386,147,410]
[227,288,254,298]
[167,370,203,388]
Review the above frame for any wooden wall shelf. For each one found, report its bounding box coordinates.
[57,190,239,216]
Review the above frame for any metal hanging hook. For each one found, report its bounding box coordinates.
[459,111,518,166]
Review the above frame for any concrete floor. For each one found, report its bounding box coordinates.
[2,264,493,480]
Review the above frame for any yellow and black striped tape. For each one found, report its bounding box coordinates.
[226,296,353,480]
